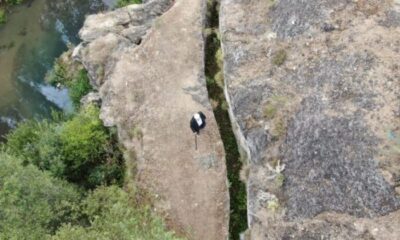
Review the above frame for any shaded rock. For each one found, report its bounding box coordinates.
[80,92,101,107]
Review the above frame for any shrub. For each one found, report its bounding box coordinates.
[5,0,25,5]
[52,186,183,240]
[0,9,6,24]
[5,105,124,189]
[46,51,92,109]
[45,58,70,86]
[0,152,81,239]
[272,49,287,66]
[68,69,92,108]
[116,0,142,8]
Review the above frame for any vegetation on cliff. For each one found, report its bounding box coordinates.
[116,0,142,8]
[205,0,247,239]
[0,152,81,239]
[6,105,124,189]
[0,46,182,239]
[46,50,92,109]
[0,0,26,24]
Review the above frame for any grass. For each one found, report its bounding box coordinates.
[205,1,247,239]
[263,104,278,120]
[130,126,143,140]
[272,118,287,138]
[263,95,288,119]
[272,49,287,66]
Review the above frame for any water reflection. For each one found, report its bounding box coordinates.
[0,0,115,140]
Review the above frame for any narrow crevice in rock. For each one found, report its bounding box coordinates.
[204,0,247,239]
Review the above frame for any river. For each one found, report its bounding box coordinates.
[0,0,116,140]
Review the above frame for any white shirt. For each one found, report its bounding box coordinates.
[194,113,203,126]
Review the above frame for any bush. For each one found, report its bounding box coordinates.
[0,153,81,239]
[5,105,124,189]
[46,51,92,109]
[45,58,70,86]
[52,186,183,240]
[117,0,142,8]
[272,49,287,66]
[68,69,92,109]
[5,0,25,5]
[0,9,6,24]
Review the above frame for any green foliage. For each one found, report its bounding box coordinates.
[204,1,247,238]
[3,0,23,6]
[5,0,25,5]
[68,70,93,110]
[0,153,81,239]
[52,186,182,240]
[46,58,70,86]
[116,0,142,8]
[0,9,6,24]
[5,105,124,189]
[46,53,92,109]
[272,49,287,66]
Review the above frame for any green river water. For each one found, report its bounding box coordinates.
[0,0,116,140]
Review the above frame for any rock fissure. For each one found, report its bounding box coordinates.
[204,1,248,239]
[75,0,230,239]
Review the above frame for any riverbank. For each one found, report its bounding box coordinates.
[0,0,113,140]
[0,2,183,237]
[0,0,28,24]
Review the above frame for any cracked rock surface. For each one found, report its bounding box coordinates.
[221,0,400,239]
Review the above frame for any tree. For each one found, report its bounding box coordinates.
[0,152,81,239]
[5,105,125,189]
[52,186,183,240]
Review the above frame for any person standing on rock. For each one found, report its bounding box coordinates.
[190,112,206,135]
[191,112,206,151]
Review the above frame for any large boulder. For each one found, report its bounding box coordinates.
[76,0,229,239]
[220,0,400,239]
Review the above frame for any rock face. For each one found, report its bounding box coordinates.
[75,1,229,239]
[220,0,400,239]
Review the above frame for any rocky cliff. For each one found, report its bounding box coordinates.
[74,1,229,239]
[220,0,400,239]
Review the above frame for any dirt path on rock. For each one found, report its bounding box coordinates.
[97,0,230,239]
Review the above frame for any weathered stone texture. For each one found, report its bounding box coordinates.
[221,0,400,239]
[75,1,230,239]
